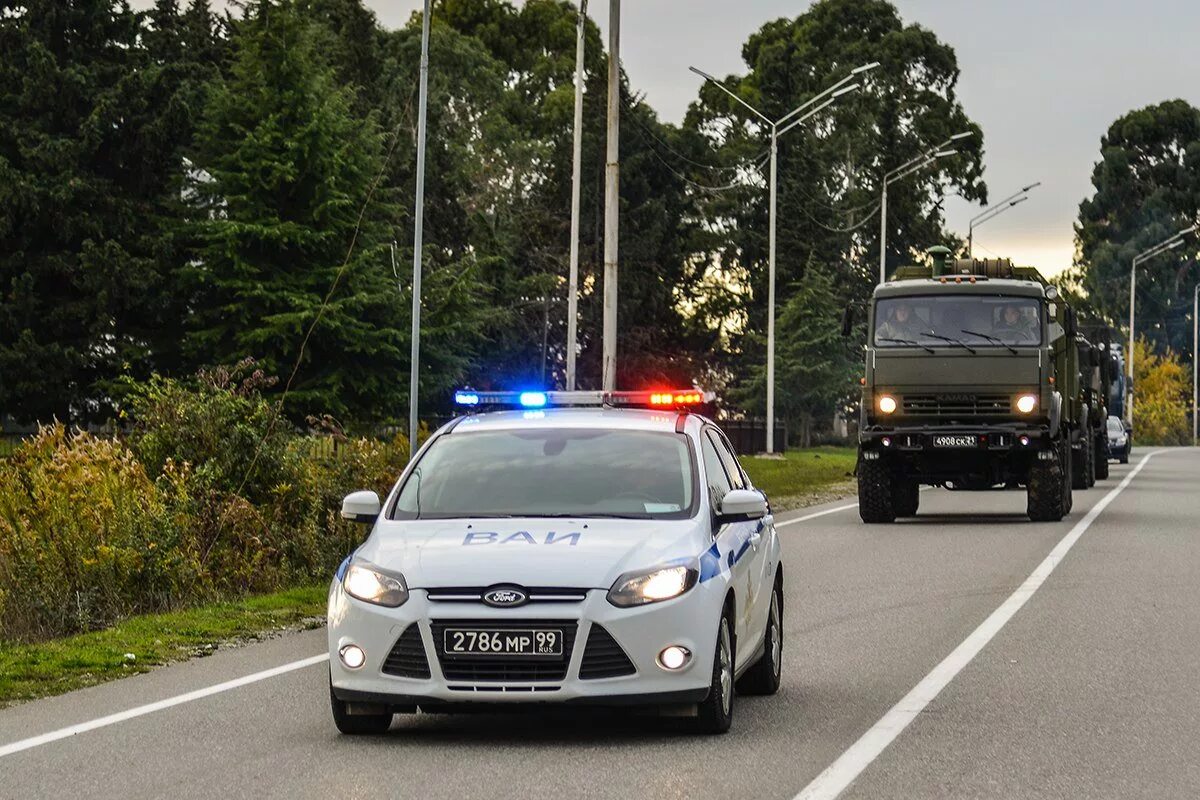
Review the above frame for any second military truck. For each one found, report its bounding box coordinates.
[856,247,1100,523]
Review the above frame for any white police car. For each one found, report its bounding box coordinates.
[327,390,783,734]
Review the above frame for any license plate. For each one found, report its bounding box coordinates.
[443,628,563,657]
[933,435,978,448]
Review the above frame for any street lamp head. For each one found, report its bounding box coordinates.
[1009,197,1028,208]
[831,83,860,98]
[688,65,718,82]
[1021,181,1042,192]
[934,149,958,158]
[949,131,974,142]
[852,61,881,75]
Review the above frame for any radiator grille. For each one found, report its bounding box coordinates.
[901,393,1011,417]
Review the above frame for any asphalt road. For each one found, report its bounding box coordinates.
[2,448,1198,800]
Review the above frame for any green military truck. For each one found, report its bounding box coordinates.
[855,247,1091,523]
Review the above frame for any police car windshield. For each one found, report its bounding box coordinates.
[875,295,1042,347]
[391,428,696,520]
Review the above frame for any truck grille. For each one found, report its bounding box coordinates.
[430,619,578,682]
[902,393,1010,417]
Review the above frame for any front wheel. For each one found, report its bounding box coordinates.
[1027,443,1067,522]
[693,611,735,734]
[858,458,896,523]
[1094,433,1110,480]
[330,677,393,735]
[738,578,782,696]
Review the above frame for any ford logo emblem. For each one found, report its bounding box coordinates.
[483,586,529,607]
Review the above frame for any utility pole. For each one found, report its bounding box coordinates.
[878,131,973,284]
[566,0,587,390]
[601,0,619,392]
[691,61,877,452]
[408,0,431,461]
[1127,225,1195,424]
[967,182,1041,259]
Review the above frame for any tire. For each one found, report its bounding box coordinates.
[1071,435,1090,490]
[330,676,393,735]
[1119,448,1129,465]
[693,609,735,734]
[1027,444,1067,522]
[737,577,782,696]
[1063,442,1074,514]
[1086,435,1097,487]
[894,479,920,517]
[1094,433,1110,480]
[858,458,896,523]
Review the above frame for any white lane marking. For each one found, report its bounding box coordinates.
[777,502,859,527]
[794,451,1161,800]
[0,654,327,759]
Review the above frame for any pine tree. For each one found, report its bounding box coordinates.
[183,0,407,422]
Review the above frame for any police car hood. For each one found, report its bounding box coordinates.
[359,518,702,589]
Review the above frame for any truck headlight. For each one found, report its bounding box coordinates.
[343,562,409,607]
[1015,394,1037,414]
[608,563,698,607]
[877,395,898,414]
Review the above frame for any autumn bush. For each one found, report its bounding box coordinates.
[1132,339,1192,446]
[0,366,411,641]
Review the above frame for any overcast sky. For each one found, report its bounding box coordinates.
[182,0,1200,276]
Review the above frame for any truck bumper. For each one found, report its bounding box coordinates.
[859,423,1055,484]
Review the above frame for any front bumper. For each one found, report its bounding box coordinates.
[860,422,1052,454]
[327,580,721,708]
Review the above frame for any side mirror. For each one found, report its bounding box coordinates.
[341,490,381,524]
[716,489,768,524]
[840,306,854,337]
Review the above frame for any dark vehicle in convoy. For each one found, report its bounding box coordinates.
[1107,414,1131,463]
[854,247,1095,523]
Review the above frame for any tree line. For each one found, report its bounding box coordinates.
[0,0,993,440]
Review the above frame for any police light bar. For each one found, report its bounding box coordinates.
[453,389,713,409]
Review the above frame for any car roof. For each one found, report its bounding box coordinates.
[447,407,703,434]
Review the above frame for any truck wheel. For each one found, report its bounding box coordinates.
[894,479,920,517]
[1027,446,1066,522]
[1085,435,1097,487]
[1094,433,1110,480]
[1062,441,1075,514]
[858,459,896,523]
[1071,435,1089,490]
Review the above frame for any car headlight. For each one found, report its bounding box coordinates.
[1015,394,1037,414]
[607,563,699,608]
[877,395,898,414]
[343,562,409,607]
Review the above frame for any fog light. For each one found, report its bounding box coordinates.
[1019,435,1031,447]
[881,436,893,447]
[658,645,692,671]
[339,644,366,670]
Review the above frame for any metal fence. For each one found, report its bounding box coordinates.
[719,419,787,456]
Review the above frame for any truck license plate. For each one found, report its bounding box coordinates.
[933,435,977,448]
[443,628,563,657]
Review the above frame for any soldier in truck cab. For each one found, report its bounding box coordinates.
[876,301,924,341]
[994,303,1037,342]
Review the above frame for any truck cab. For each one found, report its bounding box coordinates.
[857,248,1082,522]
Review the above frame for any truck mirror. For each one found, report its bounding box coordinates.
[840,307,854,337]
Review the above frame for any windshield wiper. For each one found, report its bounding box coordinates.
[878,336,935,354]
[920,331,977,354]
[961,329,1018,355]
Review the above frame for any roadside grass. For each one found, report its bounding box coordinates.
[742,446,858,510]
[0,585,327,707]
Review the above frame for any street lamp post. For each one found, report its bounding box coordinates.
[690,61,879,454]
[408,0,431,461]
[1127,225,1197,424]
[565,0,587,391]
[967,182,1041,259]
[878,131,974,284]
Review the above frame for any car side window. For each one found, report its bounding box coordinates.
[700,433,733,509]
[710,430,748,490]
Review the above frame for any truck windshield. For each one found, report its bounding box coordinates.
[391,428,696,520]
[874,295,1042,347]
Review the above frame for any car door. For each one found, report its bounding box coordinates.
[710,429,774,649]
[700,428,762,668]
